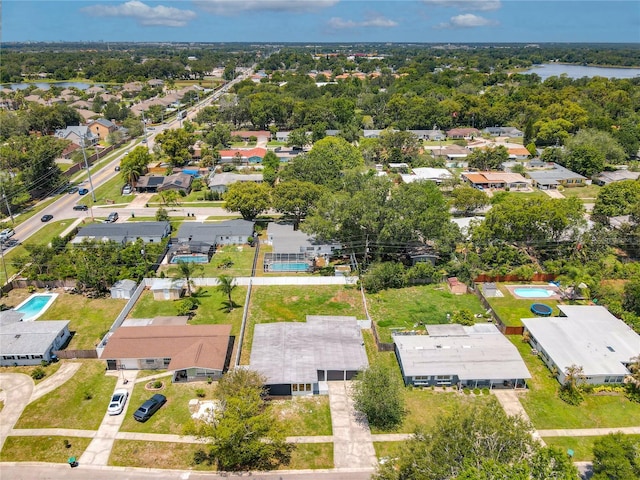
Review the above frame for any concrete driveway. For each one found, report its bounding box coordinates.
[0,373,34,451]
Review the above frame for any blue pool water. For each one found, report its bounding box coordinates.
[513,288,553,298]
[171,254,209,264]
[15,294,56,321]
[270,262,309,272]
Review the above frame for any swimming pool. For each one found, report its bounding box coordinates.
[170,254,209,264]
[269,262,310,272]
[513,288,554,298]
[14,293,58,321]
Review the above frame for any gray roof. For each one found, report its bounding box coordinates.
[250,316,368,385]
[175,220,254,245]
[394,324,531,381]
[73,222,170,243]
[0,320,70,356]
[267,222,340,254]
[150,278,185,291]
[208,172,263,188]
[527,163,586,185]
[111,279,137,291]
[522,305,640,377]
[0,310,26,326]
[594,170,640,184]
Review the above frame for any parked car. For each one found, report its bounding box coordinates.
[78,188,89,195]
[41,214,53,222]
[133,394,166,422]
[122,185,133,195]
[73,204,88,211]
[106,212,119,223]
[107,388,129,416]
[0,228,15,242]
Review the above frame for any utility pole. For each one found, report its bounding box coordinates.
[0,240,8,285]
[0,178,14,224]
[80,134,97,203]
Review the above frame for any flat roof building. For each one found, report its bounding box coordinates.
[522,305,639,385]
[394,324,531,389]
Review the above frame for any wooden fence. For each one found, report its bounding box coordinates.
[473,273,556,283]
[53,349,98,359]
[473,283,524,335]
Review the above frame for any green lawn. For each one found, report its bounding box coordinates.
[510,336,640,429]
[270,395,332,436]
[109,440,213,471]
[543,435,640,462]
[0,360,62,384]
[43,294,127,350]
[240,285,365,364]
[156,244,256,278]
[284,443,333,470]
[366,285,486,342]
[15,360,117,430]
[77,175,132,207]
[0,435,92,463]
[374,441,407,460]
[129,288,245,336]
[559,184,601,200]
[120,380,218,435]
[485,284,561,327]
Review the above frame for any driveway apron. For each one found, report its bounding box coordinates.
[0,374,34,451]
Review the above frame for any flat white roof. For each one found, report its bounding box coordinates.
[522,306,640,377]
[394,324,531,381]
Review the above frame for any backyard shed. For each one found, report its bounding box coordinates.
[110,279,137,299]
[150,278,185,300]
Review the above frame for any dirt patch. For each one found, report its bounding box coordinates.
[284,296,300,304]
[330,289,356,306]
[145,381,165,391]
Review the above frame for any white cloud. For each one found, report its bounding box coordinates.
[328,14,398,29]
[82,1,196,27]
[423,0,501,11]
[437,13,498,28]
[195,0,339,15]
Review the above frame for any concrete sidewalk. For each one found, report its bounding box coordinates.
[328,382,376,471]
[538,426,640,437]
[30,361,82,402]
[492,390,544,445]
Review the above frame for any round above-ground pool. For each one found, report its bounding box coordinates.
[530,303,553,317]
[13,293,58,321]
[513,287,554,298]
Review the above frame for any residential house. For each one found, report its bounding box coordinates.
[217,148,267,164]
[0,313,71,366]
[249,316,369,396]
[231,130,271,141]
[428,144,472,165]
[593,170,640,186]
[522,305,640,385]
[409,129,445,141]
[157,173,193,194]
[101,324,232,382]
[208,172,264,194]
[461,172,530,190]
[394,324,531,389]
[71,221,171,245]
[527,163,586,189]
[135,175,165,193]
[446,128,481,139]
[149,278,186,300]
[88,118,117,140]
[400,167,453,184]
[75,109,99,123]
[482,127,524,137]
[168,219,254,262]
[54,126,97,146]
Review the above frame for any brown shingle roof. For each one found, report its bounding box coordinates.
[101,325,231,371]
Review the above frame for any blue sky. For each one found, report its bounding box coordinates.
[3,1,639,43]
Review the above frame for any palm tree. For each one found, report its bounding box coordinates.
[217,274,236,312]
[564,364,585,392]
[627,355,640,388]
[170,260,203,296]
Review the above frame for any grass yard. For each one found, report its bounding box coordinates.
[15,360,116,430]
[0,435,92,463]
[240,285,365,364]
[366,285,486,342]
[559,184,601,200]
[43,293,127,350]
[270,395,332,436]
[120,380,218,434]
[510,336,640,429]
[128,288,244,336]
[77,175,133,207]
[0,197,58,230]
[0,361,62,384]
[374,441,407,460]
[485,283,561,327]
[543,435,640,462]
[109,440,211,471]
[284,443,334,470]
[156,244,256,278]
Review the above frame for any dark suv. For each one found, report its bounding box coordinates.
[73,205,88,211]
[133,394,166,422]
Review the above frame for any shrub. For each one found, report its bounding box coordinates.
[27,285,36,293]
[559,385,584,405]
[83,390,93,400]
[481,388,490,395]
[153,380,163,389]
[451,309,475,326]
[463,388,471,395]
[195,388,206,398]
[473,388,481,395]
[63,439,71,448]
[31,367,46,380]
[193,449,212,465]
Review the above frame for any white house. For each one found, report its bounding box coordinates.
[0,313,71,366]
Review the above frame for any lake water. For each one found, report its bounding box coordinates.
[523,63,640,80]
[4,82,103,91]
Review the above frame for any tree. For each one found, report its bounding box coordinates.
[155,128,194,167]
[623,277,640,316]
[120,146,150,185]
[286,128,310,149]
[272,180,324,229]
[374,402,578,480]
[467,145,509,171]
[223,182,271,220]
[565,128,627,166]
[559,364,585,405]
[155,207,170,222]
[592,180,640,222]
[452,309,474,326]
[592,433,640,480]
[262,150,280,186]
[352,360,405,431]
[216,274,236,312]
[170,260,203,296]
[205,122,231,149]
[451,186,489,214]
[563,144,605,177]
[189,369,292,471]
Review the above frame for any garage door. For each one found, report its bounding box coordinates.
[267,384,291,396]
[327,370,344,381]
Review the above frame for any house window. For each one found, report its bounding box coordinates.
[17,355,29,359]
[31,355,43,359]
[144,359,155,365]
[414,376,429,380]
[163,358,171,367]
[2,356,15,360]
[436,375,451,380]
[292,383,312,392]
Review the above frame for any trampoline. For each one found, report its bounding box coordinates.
[530,303,553,317]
